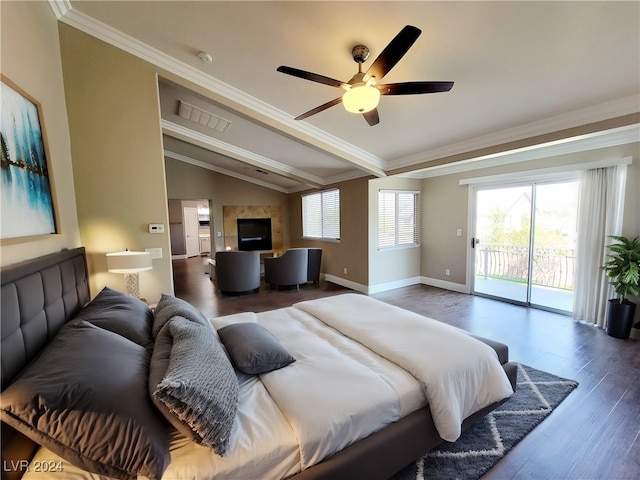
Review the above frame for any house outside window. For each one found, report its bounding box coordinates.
[302,189,340,240]
[378,190,419,249]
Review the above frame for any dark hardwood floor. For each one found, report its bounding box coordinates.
[173,256,640,480]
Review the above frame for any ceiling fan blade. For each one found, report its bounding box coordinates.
[363,25,421,84]
[277,66,347,89]
[363,109,380,126]
[294,97,343,120]
[379,81,454,95]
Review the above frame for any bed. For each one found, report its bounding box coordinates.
[1,248,518,480]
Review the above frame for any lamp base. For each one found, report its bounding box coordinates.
[124,273,140,298]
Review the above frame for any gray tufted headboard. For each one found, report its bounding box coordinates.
[1,247,90,391]
[1,248,90,479]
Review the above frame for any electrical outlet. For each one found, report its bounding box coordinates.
[445,269,451,276]
[343,267,348,275]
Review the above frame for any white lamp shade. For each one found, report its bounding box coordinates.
[106,251,153,274]
[342,85,381,113]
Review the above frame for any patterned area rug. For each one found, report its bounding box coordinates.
[390,364,578,480]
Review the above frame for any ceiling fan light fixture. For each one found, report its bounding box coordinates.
[342,85,380,114]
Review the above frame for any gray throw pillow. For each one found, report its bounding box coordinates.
[152,316,239,456]
[152,294,211,338]
[217,322,296,374]
[0,321,168,480]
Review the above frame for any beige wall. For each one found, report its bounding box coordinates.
[421,175,470,286]
[59,25,172,302]
[421,142,640,289]
[368,176,422,289]
[165,157,290,253]
[290,178,370,286]
[0,1,81,266]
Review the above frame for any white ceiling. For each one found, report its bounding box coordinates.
[59,1,640,192]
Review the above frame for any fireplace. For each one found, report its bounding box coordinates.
[237,218,272,251]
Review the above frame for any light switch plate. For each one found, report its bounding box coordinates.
[145,247,163,259]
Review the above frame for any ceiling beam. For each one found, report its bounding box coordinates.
[388,113,640,177]
[162,120,324,189]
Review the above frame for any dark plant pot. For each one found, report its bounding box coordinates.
[606,299,636,339]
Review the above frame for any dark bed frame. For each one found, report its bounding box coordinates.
[0,248,517,480]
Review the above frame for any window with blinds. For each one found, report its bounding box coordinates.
[302,189,340,240]
[378,190,419,248]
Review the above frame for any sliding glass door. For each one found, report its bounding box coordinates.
[474,186,532,303]
[472,180,578,313]
[529,182,578,311]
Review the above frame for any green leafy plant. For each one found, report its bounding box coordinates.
[602,235,640,303]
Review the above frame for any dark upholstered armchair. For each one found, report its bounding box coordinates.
[306,248,322,286]
[214,251,260,294]
[264,248,308,290]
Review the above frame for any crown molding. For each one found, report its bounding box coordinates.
[162,120,325,188]
[389,95,640,171]
[164,150,291,194]
[48,0,71,19]
[51,1,387,178]
[406,123,639,179]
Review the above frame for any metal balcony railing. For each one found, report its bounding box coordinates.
[475,244,576,291]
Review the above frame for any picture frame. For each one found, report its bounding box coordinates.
[1,76,58,240]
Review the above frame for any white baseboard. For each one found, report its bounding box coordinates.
[171,254,187,260]
[420,276,470,294]
[323,274,368,294]
[324,274,470,295]
[367,277,422,295]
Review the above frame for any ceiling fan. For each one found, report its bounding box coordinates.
[277,25,454,126]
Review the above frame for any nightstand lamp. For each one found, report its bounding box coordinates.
[106,250,152,298]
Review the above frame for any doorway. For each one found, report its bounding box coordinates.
[168,199,213,259]
[472,180,579,313]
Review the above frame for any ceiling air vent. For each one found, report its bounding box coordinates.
[178,100,231,133]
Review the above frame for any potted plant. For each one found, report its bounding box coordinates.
[602,235,640,339]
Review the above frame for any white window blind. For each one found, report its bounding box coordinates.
[378,190,418,248]
[302,189,340,240]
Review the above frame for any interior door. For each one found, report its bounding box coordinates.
[183,206,200,258]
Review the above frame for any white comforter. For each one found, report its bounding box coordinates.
[294,294,514,442]
[24,293,513,480]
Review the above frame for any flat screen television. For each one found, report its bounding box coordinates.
[237,218,272,251]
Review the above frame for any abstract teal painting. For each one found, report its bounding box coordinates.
[1,77,57,239]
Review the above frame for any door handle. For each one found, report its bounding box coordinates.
[471,238,480,248]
